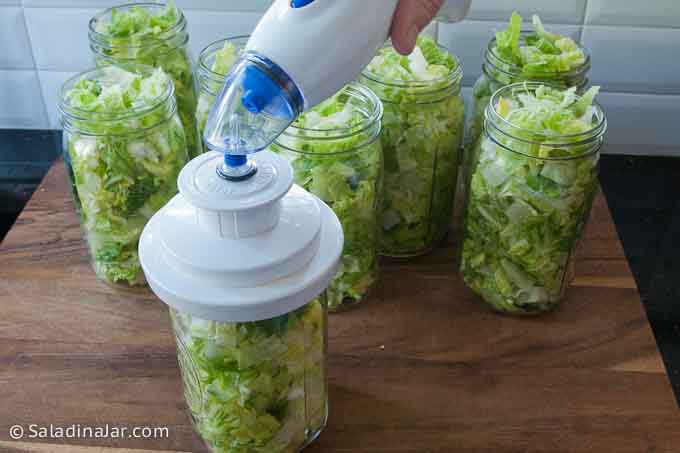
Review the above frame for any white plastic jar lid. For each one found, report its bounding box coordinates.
[139,151,343,322]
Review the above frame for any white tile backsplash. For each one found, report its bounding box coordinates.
[582,25,680,95]
[176,0,271,12]
[5,0,680,155]
[585,0,680,28]
[22,0,148,7]
[467,0,587,24]
[37,70,75,129]
[0,70,47,128]
[439,20,581,86]
[24,7,99,71]
[22,0,267,11]
[184,9,262,58]
[0,7,34,69]
[438,20,492,85]
[598,92,680,155]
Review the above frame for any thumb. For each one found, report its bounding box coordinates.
[390,0,444,55]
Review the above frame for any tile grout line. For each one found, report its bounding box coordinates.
[18,2,49,129]
[12,4,680,29]
[18,4,267,14]
[579,0,590,43]
[13,6,680,29]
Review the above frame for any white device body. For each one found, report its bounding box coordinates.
[247,0,471,110]
[247,0,398,109]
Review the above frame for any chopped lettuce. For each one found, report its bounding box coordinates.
[466,12,589,150]
[361,35,464,256]
[211,41,240,76]
[62,66,188,285]
[171,299,326,452]
[495,12,586,78]
[196,40,244,154]
[460,84,602,314]
[272,87,382,311]
[91,1,200,159]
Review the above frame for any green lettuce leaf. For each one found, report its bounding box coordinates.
[495,11,522,65]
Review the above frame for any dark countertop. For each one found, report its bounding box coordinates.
[0,130,61,242]
[2,129,679,404]
[598,153,680,400]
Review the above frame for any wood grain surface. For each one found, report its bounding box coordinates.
[0,160,677,453]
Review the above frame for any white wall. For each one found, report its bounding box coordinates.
[1,0,679,155]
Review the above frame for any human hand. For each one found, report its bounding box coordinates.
[390,0,444,55]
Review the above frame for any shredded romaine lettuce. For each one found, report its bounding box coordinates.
[103,2,179,37]
[62,66,188,285]
[272,87,382,311]
[495,12,586,76]
[171,299,326,452]
[92,1,200,159]
[211,41,240,76]
[466,12,589,149]
[461,84,602,314]
[361,36,464,256]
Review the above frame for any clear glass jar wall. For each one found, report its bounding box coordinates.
[58,65,188,286]
[460,82,606,315]
[171,296,328,453]
[466,31,591,151]
[360,41,465,257]
[272,84,383,312]
[88,3,200,159]
[195,36,247,154]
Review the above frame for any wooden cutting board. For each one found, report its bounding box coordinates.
[0,160,677,453]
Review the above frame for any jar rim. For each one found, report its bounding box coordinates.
[484,81,607,161]
[275,82,383,156]
[360,42,463,91]
[88,2,186,50]
[199,35,249,80]
[58,64,176,134]
[484,30,592,81]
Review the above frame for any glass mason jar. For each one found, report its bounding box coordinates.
[466,31,591,151]
[89,3,200,159]
[271,83,383,312]
[360,45,465,257]
[195,36,247,154]
[58,65,188,286]
[170,296,328,452]
[460,82,606,315]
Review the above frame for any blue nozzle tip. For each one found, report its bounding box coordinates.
[242,90,265,114]
[217,154,257,181]
[291,0,314,7]
[224,154,247,168]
